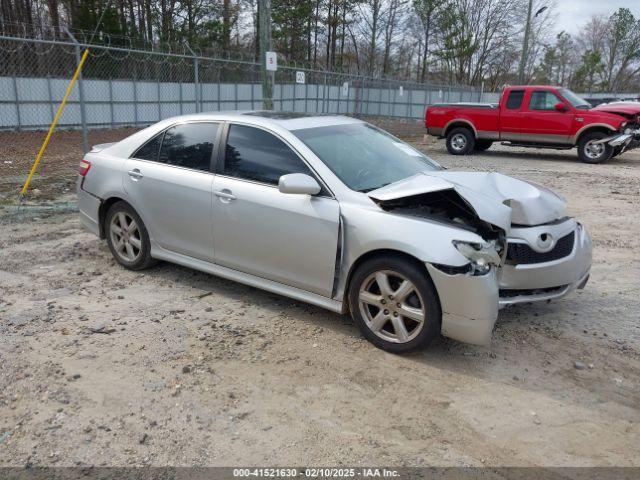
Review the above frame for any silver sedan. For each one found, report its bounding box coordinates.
[77,112,592,353]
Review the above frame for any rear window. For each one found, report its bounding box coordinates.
[506,90,524,109]
[133,133,162,161]
[158,122,218,171]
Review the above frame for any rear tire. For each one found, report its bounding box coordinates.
[446,127,475,155]
[105,201,157,271]
[348,255,441,354]
[577,131,614,164]
[474,139,493,152]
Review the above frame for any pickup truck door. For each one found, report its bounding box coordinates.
[499,89,526,141]
[522,90,574,144]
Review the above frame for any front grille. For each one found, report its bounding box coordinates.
[506,231,575,265]
[499,285,567,298]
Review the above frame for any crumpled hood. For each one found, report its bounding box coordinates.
[592,102,640,117]
[368,171,566,230]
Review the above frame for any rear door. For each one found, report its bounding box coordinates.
[498,88,525,140]
[123,122,221,261]
[211,123,340,297]
[523,90,574,143]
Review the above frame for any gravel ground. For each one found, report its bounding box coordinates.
[1,123,639,467]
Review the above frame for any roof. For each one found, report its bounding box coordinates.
[161,110,363,131]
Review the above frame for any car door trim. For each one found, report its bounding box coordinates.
[150,242,346,314]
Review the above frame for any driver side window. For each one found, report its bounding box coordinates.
[223,124,325,193]
[529,91,562,111]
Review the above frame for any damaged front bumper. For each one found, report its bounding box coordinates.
[426,264,499,346]
[594,127,640,152]
[425,219,592,346]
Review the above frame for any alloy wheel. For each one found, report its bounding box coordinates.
[584,140,605,160]
[358,270,426,344]
[109,212,142,263]
[450,133,467,152]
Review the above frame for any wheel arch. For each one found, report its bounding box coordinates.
[98,196,130,238]
[573,124,617,145]
[342,248,438,307]
[444,120,477,138]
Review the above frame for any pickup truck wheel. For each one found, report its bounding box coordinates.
[577,132,614,164]
[446,127,475,155]
[474,140,493,152]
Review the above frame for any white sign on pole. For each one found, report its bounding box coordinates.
[399,86,404,96]
[265,51,278,71]
[296,71,306,84]
[342,81,349,96]
[438,89,443,99]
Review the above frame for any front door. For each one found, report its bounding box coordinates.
[123,122,220,261]
[212,124,340,297]
[523,90,574,143]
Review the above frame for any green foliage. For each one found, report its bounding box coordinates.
[271,0,314,61]
[573,50,604,91]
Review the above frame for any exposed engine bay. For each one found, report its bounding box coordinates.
[372,188,504,243]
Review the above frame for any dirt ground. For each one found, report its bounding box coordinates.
[1,123,639,468]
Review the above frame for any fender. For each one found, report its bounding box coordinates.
[571,123,617,144]
[444,118,478,138]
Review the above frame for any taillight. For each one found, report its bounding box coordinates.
[78,159,91,176]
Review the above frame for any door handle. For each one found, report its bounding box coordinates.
[214,189,236,201]
[127,169,144,180]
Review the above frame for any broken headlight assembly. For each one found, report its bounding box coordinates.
[452,240,502,275]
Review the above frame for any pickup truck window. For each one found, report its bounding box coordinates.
[529,91,562,111]
[506,90,525,109]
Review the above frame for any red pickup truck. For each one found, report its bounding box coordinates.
[425,85,640,163]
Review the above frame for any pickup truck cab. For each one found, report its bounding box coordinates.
[425,85,640,163]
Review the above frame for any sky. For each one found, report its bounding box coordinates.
[552,0,640,35]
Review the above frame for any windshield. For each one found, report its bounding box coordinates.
[292,123,441,192]
[560,88,591,109]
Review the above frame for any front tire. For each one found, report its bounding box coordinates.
[348,256,441,353]
[577,131,614,164]
[446,127,475,155]
[105,201,156,270]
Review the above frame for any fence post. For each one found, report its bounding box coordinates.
[157,78,161,121]
[46,75,55,124]
[185,43,199,113]
[65,28,88,153]
[12,75,21,131]
[109,78,114,127]
[194,58,200,113]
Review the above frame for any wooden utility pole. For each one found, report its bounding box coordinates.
[518,0,533,84]
[258,0,274,109]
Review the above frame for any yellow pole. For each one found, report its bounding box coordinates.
[20,48,90,198]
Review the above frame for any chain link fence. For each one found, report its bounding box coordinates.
[0,30,481,152]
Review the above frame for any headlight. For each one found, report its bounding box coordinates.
[452,240,501,275]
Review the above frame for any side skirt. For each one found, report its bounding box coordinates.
[500,141,573,150]
[150,245,346,314]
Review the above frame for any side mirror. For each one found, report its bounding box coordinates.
[554,102,568,112]
[278,173,321,195]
